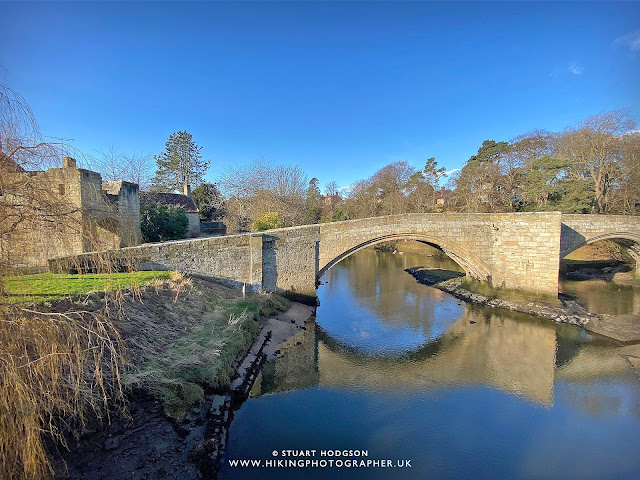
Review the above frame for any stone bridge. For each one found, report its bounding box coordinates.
[50,213,639,303]
[560,214,640,266]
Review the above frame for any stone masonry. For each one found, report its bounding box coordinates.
[2,157,141,269]
[561,214,640,277]
[49,212,640,303]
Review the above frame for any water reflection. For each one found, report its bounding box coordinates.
[222,249,640,480]
[560,278,640,315]
[252,249,640,409]
[254,301,640,413]
[317,250,465,355]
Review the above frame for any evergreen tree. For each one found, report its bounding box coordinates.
[192,183,226,220]
[304,177,323,224]
[152,131,210,192]
[140,204,189,242]
[423,157,446,207]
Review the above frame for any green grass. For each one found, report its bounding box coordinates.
[2,271,172,303]
[130,291,290,420]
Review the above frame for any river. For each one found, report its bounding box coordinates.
[219,248,640,479]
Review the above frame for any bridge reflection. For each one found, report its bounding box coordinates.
[251,311,640,411]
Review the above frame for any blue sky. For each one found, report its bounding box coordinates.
[2,1,639,191]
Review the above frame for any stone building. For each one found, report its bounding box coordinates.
[140,186,201,238]
[0,156,141,269]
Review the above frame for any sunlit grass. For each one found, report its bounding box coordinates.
[2,271,172,303]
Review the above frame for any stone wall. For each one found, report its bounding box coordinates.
[186,212,200,238]
[489,212,562,294]
[560,214,640,256]
[51,233,258,289]
[318,214,494,280]
[102,180,142,246]
[1,162,142,269]
[318,213,561,295]
[561,214,640,277]
[265,225,320,301]
[1,167,85,269]
[49,212,637,300]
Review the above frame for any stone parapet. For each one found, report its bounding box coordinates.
[48,213,640,300]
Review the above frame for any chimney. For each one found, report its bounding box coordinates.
[183,184,192,197]
[62,156,77,168]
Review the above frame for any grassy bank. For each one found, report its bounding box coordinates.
[122,278,289,420]
[1,271,289,479]
[2,271,172,303]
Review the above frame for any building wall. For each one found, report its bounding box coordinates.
[186,212,200,238]
[1,162,141,269]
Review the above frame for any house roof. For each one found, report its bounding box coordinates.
[140,192,199,213]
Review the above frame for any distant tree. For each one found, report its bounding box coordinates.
[612,131,640,214]
[92,146,154,191]
[554,110,637,214]
[370,161,416,215]
[252,211,282,231]
[304,177,322,224]
[454,140,509,212]
[553,177,596,213]
[331,206,349,222]
[140,204,188,242]
[404,171,432,213]
[521,155,570,209]
[423,157,446,208]
[191,182,226,220]
[152,131,210,192]
[218,158,307,232]
[322,180,342,220]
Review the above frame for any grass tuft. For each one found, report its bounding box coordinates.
[122,281,289,421]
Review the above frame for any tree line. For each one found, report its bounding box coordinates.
[92,110,640,235]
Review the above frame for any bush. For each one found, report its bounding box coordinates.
[141,204,188,242]
[252,212,282,231]
[191,183,226,220]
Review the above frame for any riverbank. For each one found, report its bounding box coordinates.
[44,276,314,479]
[405,267,640,343]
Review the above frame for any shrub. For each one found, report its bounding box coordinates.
[141,204,188,242]
[252,212,282,231]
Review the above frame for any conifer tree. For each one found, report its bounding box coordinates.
[152,130,210,192]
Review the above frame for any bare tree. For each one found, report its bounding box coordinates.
[0,80,127,480]
[322,180,343,220]
[218,157,308,232]
[554,110,636,214]
[90,146,154,190]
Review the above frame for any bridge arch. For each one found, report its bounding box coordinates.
[561,232,640,267]
[317,233,492,282]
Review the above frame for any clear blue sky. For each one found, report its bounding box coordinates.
[2,1,639,190]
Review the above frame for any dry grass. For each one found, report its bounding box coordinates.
[0,268,290,477]
[120,275,288,421]
[0,303,125,480]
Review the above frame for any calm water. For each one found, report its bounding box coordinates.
[560,278,640,316]
[219,249,640,480]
